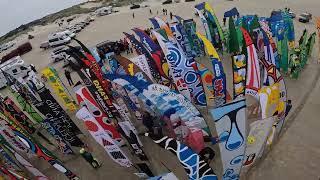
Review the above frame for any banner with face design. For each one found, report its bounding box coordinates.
[75,86,122,144]
[210,98,246,180]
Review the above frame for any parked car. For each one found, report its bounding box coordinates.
[1,42,32,62]
[162,0,173,4]
[301,12,312,20]
[289,11,296,18]
[298,13,310,23]
[96,40,126,55]
[48,33,71,47]
[40,41,50,50]
[50,46,69,62]
[130,4,140,9]
[74,22,86,29]
[62,30,76,38]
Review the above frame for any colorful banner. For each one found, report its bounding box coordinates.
[243,117,275,167]
[118,121,147,161]
[170,22,207,106]
[183,19,205,57]
[11,90,43,123]
[196,63,215,106]
[34,87,83,147]
[3,145,49,180]
[152,30,193,98]
[232,55,247,99]
[195,7,212,43]
[150,135,217,180]
[76,107,132,167]
[210,98,246,180]
[72,39,119,116]
[130,55,155,82]
[42,67,77,111]
[75,86,122,144]
[42,119,73,155]
[132,28,170,81]
[204,2,225,44]
[240,27,261,99]
[115,55,152,82]
[67,46,116,118]
[0,120,78,179]
[123,32,161,82]
[197,33,227,107]
[0,97,36,135]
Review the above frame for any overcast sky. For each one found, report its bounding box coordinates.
[0,0,86,36]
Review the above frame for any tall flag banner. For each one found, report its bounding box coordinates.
[232,55,247,99]
[149,135,217,180]
[228,17,240,54]
[11,90,44,123]
[240,27,261,99]
[183,19,205,57]
[243,117,275,167]
[42,67,77,111]
[76,107,132,167]
[3,145,49,180]
[194,7,212,43]
[110,83,132,122]
[75,86,122,144]
[34,87,83,147]
[196,63,215,106]
[118,121,147,161]
[262,30,276,66]
[130,55,155,82]
[0,120,78,179]
[132,28,170,81]
[204,2,225,41]
[152,31,191,99]
[115,55,152,82]
[123,32,162,82]
[0,120,29,154]
[210,98,246,180]
[170,22,207,106]
[42,119,74,155]
[306,32,316,57]
[65,46,116,119]
[72,38,119,116]
[0,97,36,135]
[151,17,174,40]
[197,33,227,107]
[259,59,287,145]
[0,146,22,172]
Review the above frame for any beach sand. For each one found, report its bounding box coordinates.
[0,0,319,179]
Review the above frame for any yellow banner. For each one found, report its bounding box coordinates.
[196,32,221,61]
[42,68,77,111]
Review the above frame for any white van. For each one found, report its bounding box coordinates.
[95,6,113,16]
[0,56,31,88]
[48,33,71,47]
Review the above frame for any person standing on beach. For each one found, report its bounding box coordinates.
[170,12,173,20]
[162,9,165,15]
[133,12,135,19]
[64,69,74,86]
[149,9,152,14]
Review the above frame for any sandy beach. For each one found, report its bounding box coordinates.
[0,0,319,179]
